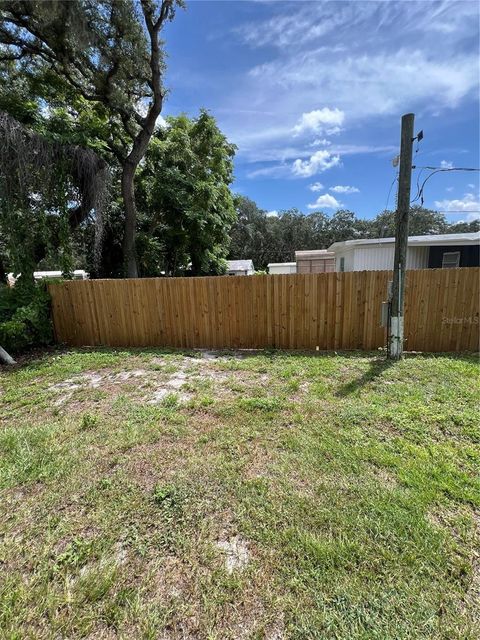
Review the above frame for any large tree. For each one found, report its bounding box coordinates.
[367,206,449,238]
[0,0,182,277]
[137,111,237,276]
[0,111,108,282]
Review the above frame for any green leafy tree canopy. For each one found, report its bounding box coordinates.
[137,110,237,276]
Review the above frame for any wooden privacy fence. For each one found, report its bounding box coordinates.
[48,268,480,353]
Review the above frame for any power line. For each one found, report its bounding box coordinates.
[411,166,480,206]
[412,166,480,171]
[412,166,426,203]
[384,172,398,212]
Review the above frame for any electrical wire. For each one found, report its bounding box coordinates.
[412,166,426,204]
[412,166,480,171]
[411,166,480,206]
[384,172,398,213]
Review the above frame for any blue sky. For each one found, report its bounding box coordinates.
[161,0,480,222]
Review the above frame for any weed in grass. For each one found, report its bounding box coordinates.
[239,396,285,412]
[73,561,118,604]
[161,392,179,408]
[197,394,215,407]
[55,538,95,571]
[80,412,98,430]
[153,483,187,515]
[287,378,300,393]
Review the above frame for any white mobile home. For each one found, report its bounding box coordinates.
[226,260,255,276]
[295,249,335,273]
[267,262,297,274]
[329,233,480,272]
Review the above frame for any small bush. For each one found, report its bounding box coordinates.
[0,280,53,352]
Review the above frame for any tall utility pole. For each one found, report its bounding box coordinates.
[388,113,415,360]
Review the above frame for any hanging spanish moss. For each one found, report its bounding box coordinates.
[0,111,109,268]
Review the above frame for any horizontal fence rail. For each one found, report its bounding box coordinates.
[48,268,480,353]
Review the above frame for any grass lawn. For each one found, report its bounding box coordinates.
[0,348,479,639]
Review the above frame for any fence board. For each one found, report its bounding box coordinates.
[48,268,480,353]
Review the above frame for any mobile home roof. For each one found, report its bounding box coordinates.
[328,232,479,252]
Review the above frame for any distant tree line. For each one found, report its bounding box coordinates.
[229,196,479,270]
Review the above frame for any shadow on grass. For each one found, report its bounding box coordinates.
[336,357,396,397]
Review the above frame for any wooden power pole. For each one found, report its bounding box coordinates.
[388,112,415,359]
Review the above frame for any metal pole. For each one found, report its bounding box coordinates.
[388,113,415,359]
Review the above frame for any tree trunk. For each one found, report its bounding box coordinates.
[121,161,139,278]
[119,1,172,278]
[0,255,7,285]
[0,346,16,365]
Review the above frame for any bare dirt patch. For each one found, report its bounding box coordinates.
[216,536,250,574]
[45,352,277,408]
[264,616,285,640]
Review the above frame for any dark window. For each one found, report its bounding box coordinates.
[442,251,460,268]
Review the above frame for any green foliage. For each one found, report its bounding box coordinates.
[238,396,284,412]
[137,111,237,276]
[80,413,98,431]
[55,538,95,571]
[0,1,160,151]
[161,392,180,408]
[367,205,449,237]
[0,0,184,278]
[152,483,188,526]
[0,281,53,352]
[0,110,106,281]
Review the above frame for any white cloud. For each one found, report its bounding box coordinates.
[246,164,291,179]
[446,186,454,192]
[293,108,344,136]
[440,160,454,169]
[235,138,395,165]
[310,138,331,147]
[266,210,279,217]
[237,1,478,52]
[309,182,324,192]
[330,185,360,194]
[247,49,478,122]
[307,193,343,210]
[292,150,341,178]
[468,183,477,190]
[434,192,480,217]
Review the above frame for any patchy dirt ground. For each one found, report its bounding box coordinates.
[46,350,285,409]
